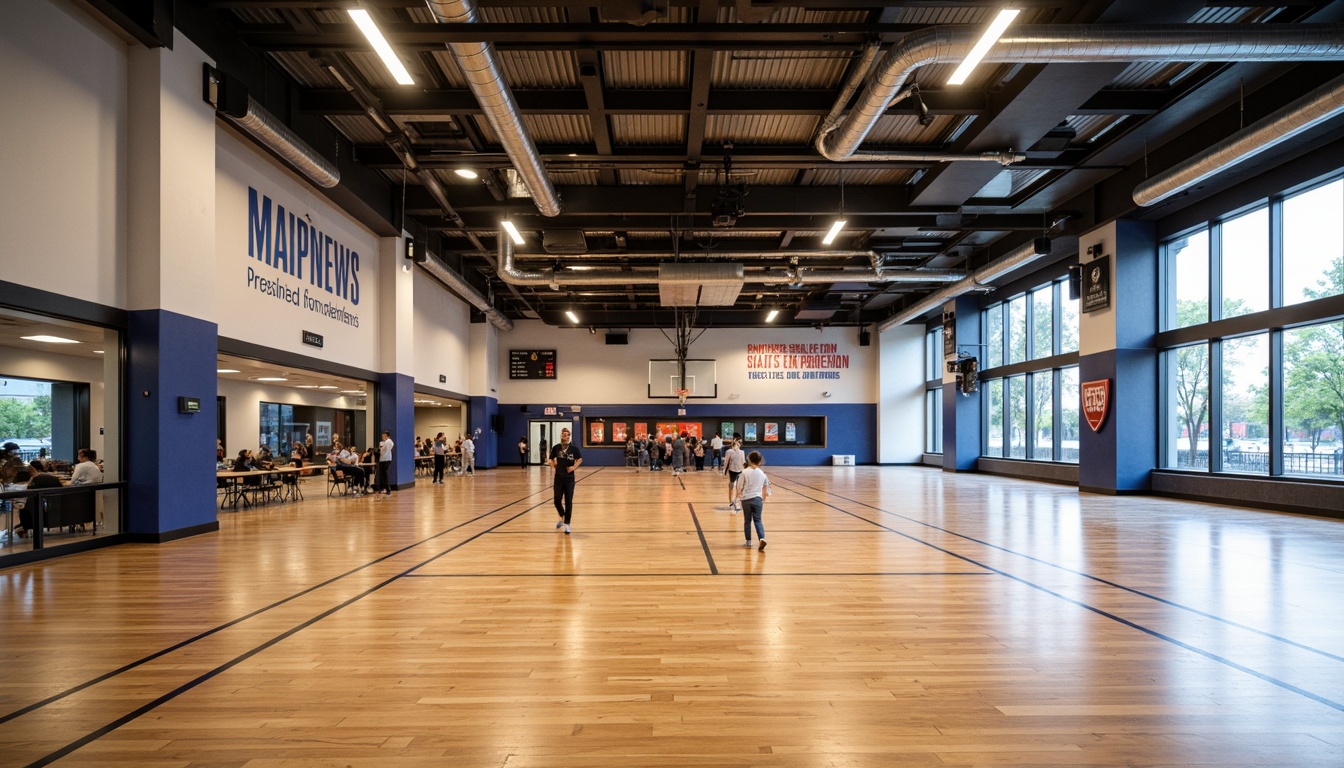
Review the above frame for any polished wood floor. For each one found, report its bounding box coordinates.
[1,465,1343,766]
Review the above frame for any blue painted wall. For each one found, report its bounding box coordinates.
[468,395,499,469]
[494,402,876,466]
[943,295,982,471]
[377,372,415,488]
[126,310,219,535]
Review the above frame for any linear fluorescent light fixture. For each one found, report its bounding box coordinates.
[501,220,526,245]
[21,335,79,344]
[217,368,241,374]
[822,219,847,245]
[454,169,479,179]
[565,310,580,324]
[765,309,780,323]
[347,9,415,86]
[947,8,1020,86]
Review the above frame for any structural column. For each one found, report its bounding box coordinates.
[1078,220,1158,493]
[125,36,220,537]
[941,295,983,471]
[377,235,416,488]
[468,321,500,468]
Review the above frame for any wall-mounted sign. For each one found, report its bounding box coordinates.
[942,308,956,357]
[745,342,849,381]
[544,406,558,416]
[1082,256,1111,313]
[302,330,324,348]
[1082,379,1111,432]
[178,396,201,414]
[510,349,557,379]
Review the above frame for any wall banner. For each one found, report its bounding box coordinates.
[745,342,850,381]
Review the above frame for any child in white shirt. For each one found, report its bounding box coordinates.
[735,451,771,550]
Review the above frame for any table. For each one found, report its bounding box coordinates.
[216,466,313,509]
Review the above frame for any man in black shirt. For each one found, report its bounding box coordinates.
[549,427,582,535]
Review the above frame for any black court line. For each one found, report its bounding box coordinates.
[0,477,572,727]
[782,475,1344,667]
[687,503,718,575]
[772,476,1344,715]
[404,571,990,578]
[25,500,550,768]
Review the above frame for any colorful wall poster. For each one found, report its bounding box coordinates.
[764,422,779,442]
[657,423,679,439]
[613,423,628,442]
[590,422,605,443]
[785,422,796,442]
[679,422,702,438]
[634,423,648,440]
[721,422,735,439]
[744,422,757,441]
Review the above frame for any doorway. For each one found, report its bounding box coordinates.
[529,420,572,465]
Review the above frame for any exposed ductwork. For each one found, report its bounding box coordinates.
[419,252,515,332]
[1134,72,1344,207]
[424,0,563,217]
[496,237,965,291]
[819,24,1344,162]
[878,237,1070,332]
[206,65,339,189]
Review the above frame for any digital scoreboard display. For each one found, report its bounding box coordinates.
[510,350,557,380]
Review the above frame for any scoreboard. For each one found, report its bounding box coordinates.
[509,349,557,380]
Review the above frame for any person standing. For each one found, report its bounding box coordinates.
[723,439,746,512]
[376,431,394,495]
[672,432,686,475]
[518,436,529,469]
[461,433,476,476]
[549,427,582,535]
[710,432,724,472]
[432,433,447,484]
[734,451,771,550]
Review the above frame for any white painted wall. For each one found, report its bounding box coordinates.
[1,0,128,308]
[1079,221,1118,356]
[876,322,925,463]
[215,130,381,371]
[412,270,471,393]
[496,322,876,404]
[414,408,464,442]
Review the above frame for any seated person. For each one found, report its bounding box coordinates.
[69,449,104,485]
[15,461,62,538]
[327,442,367,494]
[256,445,276,469]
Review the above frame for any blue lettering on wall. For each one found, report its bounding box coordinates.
[246,186,361,305]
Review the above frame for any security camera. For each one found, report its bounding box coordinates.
[822,391,832,398]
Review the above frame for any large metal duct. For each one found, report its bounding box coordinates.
[497,237,965,289]
[820,24,1344,162]
[419,252,514,332]
[222,95,340,189]
[424,0,562,217]
[877,238,1067,332]
[1135,72,1344,206]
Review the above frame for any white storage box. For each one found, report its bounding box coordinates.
[832,455,855,466]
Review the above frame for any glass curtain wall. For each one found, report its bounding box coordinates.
[1159,172,1344,478]
[981,277,1080,462]
[924,326,943,454]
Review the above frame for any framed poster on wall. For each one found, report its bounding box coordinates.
[744,422,757,442]
[721,422,735,439]
[764,423,779,442]
[679,422,702,439]
[613,423,628,442]
[657,423,679,439]
[590,422,605,443]
[785,422,796,442]
[634,423,648,440]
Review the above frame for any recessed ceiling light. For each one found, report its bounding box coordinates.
[217,368,241,374]
[93,350,105,354]
[256,377,289,382]
[318,385,339,390]
[296,385,320,389]
[340,389,365,394]
[21,335,79,344]
[454,169,478,179]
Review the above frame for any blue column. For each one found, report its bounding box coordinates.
[126,310,219,538]
[943,295,982,471]
[377,372,415,488]
[1078,220,1158,493]
[468,396,499,469]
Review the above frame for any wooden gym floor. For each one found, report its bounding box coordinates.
[1,465,1342,766]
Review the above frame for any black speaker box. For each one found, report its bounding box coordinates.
[491,414,504,432]
[1067,265,1082,301]
[606,333,629,345]
[859,328,870,346]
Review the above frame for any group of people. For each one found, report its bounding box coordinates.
[626,431,724,474]
[416,433,474,482]
[1,443,103,540]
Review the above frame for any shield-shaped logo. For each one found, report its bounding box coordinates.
[1082,379,1111,433]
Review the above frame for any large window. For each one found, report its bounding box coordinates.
[980,276,1079,463]
[1160,173,1344,479]
[924,327,944,454]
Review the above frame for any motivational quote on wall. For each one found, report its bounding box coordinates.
[746,343,850,380]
